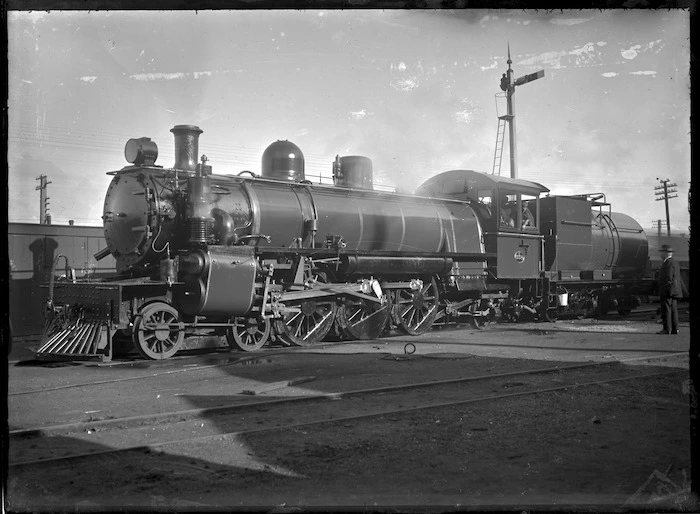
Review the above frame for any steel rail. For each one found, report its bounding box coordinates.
[9,368,680,469]
[8,351,294,396]
[9,351,684,439]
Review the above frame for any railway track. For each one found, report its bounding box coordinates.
[9,352,685,468]
[9,323,685,398]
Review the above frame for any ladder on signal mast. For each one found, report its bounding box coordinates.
[492,115,511,176]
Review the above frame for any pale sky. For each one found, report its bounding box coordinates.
[7,9,691,233]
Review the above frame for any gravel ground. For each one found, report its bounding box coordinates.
[6,308,697,512]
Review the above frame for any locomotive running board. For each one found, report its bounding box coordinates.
[36,318,113,362]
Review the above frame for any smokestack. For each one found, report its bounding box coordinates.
[170,125,203,171]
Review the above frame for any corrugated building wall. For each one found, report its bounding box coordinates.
[8,223,117,338]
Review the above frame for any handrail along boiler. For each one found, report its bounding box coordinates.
[38,125,652,361]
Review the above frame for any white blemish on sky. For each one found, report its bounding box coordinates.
[621,45,641,59]
[602,72,618,77]
[390,77,419,92]
[630,70,656,76]
[349,109,370,120]
[453,109,474,124]
[80,76,97,83]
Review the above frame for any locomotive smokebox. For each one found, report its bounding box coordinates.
[261,140,305,182]
[333,155,374,190]
[171,125,203,171]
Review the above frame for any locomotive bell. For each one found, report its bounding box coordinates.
[261,140,305,181]
[171,125,203,171]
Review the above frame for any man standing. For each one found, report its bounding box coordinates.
[657,244,682,334]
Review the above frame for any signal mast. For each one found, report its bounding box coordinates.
[494,46,544,179]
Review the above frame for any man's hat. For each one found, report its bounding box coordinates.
[659,244,674,253]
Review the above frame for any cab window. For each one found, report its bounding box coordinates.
[499,192,538,231]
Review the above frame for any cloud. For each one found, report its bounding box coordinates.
[602,72,618,77]
[550,17,592,26]
[131,72,187,81]
[480,61,499,72]
[630,71,656,76]
[80,76,97,83]
[129,70,216,82]
[518,42,602,70]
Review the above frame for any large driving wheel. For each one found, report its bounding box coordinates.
[132,302,184,360]
[227,316,271,352]
[276,299,337,346]
[338,297,390,340]
[394,277,439,336]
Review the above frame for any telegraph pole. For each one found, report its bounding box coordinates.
[652,219,667,239]
[654,178,677,236]
[35,174,52,225]
[499,45,544,179]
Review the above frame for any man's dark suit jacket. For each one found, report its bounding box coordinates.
[658,257,683,298]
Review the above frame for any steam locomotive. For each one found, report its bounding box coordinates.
[38,124,652,361]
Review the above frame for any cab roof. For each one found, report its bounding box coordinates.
[416,169,549,198]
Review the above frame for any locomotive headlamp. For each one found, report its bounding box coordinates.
[125,137,159,165]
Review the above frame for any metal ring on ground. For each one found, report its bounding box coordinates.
[404,343,416,355]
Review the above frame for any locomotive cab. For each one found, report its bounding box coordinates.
[487,188,543,279]
[415,170,548,280]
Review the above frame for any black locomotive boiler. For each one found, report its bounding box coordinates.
[37,125,652,361]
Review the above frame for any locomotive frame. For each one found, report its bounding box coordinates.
[37,125,654,361]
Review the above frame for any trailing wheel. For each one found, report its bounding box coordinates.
[468,301,494,330]
[394,277,439,336]
[276,299,337,346]
[338,297,390,340]
[227,316,271,352]
[132,301,184,360]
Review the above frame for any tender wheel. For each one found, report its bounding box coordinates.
[227,316,271,352]
[394,277,439,336]
[133,302,184,360]
[544,307,559,322]
[276,299,336,346]
[338,298,390,340]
